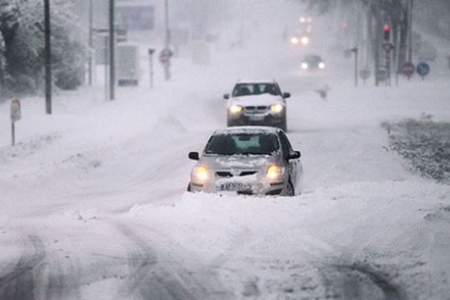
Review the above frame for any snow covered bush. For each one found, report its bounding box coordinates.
[384,116,450,182]
[0,0,86,97]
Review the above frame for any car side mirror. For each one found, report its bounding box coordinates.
[188,152,200,160]
[289,150,301,159]
[283,92,291,99]
[223,93,230,100]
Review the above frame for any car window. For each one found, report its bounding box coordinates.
[232,83,281,97]
[204,133,279,155]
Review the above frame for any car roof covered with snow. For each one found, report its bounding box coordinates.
[212,126,280,136]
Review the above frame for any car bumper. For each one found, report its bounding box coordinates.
[189,175,287,196]
[228,113,285,127]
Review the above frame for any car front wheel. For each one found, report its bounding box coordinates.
[284,181,295,196]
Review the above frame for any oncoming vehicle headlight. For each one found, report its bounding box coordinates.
[267,165,285,179]
[301,37,309,45]
[192,166,208,182]
[301,63,308,70]
[319,62,325,69]
[229,104,243,114]
[290,37,299,45]
[270,104,284,113]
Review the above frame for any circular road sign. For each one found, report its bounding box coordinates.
[359,68,371,80]
[402,62,415,77]
[159,48,172,63]
[416,62,430,77]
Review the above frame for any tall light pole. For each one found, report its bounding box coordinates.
[88,0,93,85]
[109,0,115,100]
[44,0,52,114]
[407,0,413,62]
[165,0,169,47]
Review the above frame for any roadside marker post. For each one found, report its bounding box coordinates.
[10,98,21,146]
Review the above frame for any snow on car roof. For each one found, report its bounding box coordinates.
[236,79,277,84]
[213,126,279,135]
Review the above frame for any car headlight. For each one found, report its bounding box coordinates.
[301,37,309,45]
[319,62,325,69]
[267,165,285,179]
[301,62,308,70]
[229,104,243,114]
[290,37,299,45]
[192,166,208,182]
[270,104,284,113]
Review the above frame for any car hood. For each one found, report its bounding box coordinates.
[229,94,284,107]
[200,154,278,171]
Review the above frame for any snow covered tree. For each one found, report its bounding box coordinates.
[0,0,87,97]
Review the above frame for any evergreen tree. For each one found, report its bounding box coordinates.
[0,0,87,97]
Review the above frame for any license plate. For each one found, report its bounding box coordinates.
[251,115,265,121]
[220,182,251,191]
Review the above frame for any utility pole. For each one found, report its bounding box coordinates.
[407,0,413,62]
[165,0,170,47]
[44,0,52,114]
[88,0,93,85]
[109,0,115,100]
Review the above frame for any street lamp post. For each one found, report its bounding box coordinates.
[109,0,115,100]
[44,0,52,114]
[350,47,358,87]
[88,0,93,85]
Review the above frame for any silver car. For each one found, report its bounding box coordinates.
[223,79,291,132]
[188,126,303,196]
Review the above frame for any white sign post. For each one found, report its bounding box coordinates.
[10,98,21,146]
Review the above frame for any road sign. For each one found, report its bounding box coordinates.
[10,98,21,122]
[159,48,172,63]
[416,62,430,77]
[359,68,371,80]
[382,42,394,52]
[402,62,415,77]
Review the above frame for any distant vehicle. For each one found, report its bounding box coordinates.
[290,27,310,46]
[223,79,291,132]
[187,126,303,196]
[301,54,325,70]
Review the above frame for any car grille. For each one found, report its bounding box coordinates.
[244,106,268,112]
[216,171,257,178]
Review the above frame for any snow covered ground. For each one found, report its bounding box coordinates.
[1,12,450,300]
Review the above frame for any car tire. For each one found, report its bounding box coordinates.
[187,183,192,192]
[284,181,295,196]
[227,119,237,127]
[280,117,288,132]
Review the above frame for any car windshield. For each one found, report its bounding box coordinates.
[232,83,280,97]
[304,55,321,63]
[204,133,279,156]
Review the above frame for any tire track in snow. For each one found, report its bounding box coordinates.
[114,224,230,300]
[320,262,405,300]
[0,235,45,300]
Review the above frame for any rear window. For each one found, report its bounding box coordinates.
[204,133,279,155]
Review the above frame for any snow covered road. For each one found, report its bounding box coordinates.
[1,32,450,299]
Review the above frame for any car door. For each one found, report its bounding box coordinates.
[278,131,299,191]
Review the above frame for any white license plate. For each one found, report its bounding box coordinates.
[220,182,251,191]
[251,115,265,121]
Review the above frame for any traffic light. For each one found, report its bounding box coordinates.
[383,25,391,41]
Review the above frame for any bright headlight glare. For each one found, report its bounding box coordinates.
[301,63,308,69]
[301,37,309,45]
[229,105,243,113]
[270,104,284,113]
[267,165,285,179]
[290,37,298,45]
[192,166,208,181]
[319,62,325,69]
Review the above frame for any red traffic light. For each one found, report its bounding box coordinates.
[383,25,391,40]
